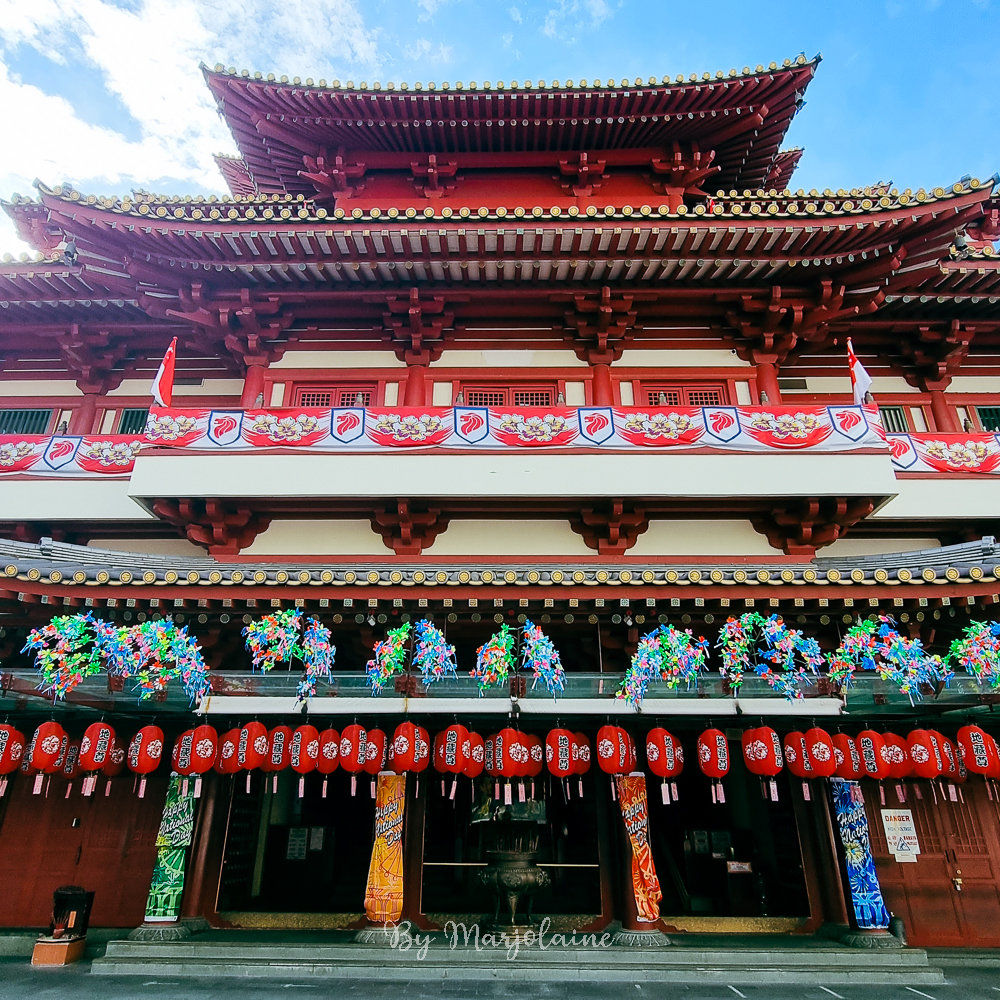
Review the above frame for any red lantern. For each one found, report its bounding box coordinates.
[128,725,164,775]
[645,728,682,778]
[390,722,417,774]
[857,730,890,780]
[512,731,532,778]
[494,727,520,778]
[102,738,125,777]
[881,733,912,780]
[31,721,68,773]
[957,725,993,776]
[363,728,387,775]
[262,726,292,773]
[172,730,196,776]
[833,734,862,779]
[190,725,218,775]
[742,727,783,777]
[237,722,268,771]
[340,724,368,772]
[783,732,813,779]
[804,728,837,778]
[546,728,575,778]
[464,732,485,779]
[79,723,114,772]
[697,729,730,779]
[596,725,629,775]
[62,740,83,781]
[317,728,340,774]
[436,724,469,774]
[290,725,320,775]
[907,729,943,780]
[573,732,592,775]
[214,729,241,775]
[0,725,25,776]
[413,726,431,773]
[935,733,959,779]
[525,734,544,778]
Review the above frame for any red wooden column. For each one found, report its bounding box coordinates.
[590,362,614,406]
[928,389,961,432]
[754,358,782,404]
[70,392,100,433]
[402,363,429,406]
[240,362,267,408]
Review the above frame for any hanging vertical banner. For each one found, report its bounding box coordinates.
[615,772,662,923]
[145,775,196,922]
[364,772,406,925]
[830,777,890,930]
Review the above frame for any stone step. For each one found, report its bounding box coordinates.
[91,940,946,985]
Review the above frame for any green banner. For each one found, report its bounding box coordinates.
[144,775,196,922]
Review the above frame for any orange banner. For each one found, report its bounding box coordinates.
[364,772,406,924]
[615,773,662,923]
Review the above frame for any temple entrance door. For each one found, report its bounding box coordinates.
[867,782,1000,947]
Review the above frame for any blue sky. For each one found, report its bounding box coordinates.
[1,0,997,253]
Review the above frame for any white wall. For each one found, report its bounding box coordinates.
[430,519,590,556]
[630,519,775,557]
[241,520,387,556]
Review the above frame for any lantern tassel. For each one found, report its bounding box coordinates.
[770,779,778,801]
[181,778,189,798]
[518,781,526,803]
[65,782,72,799]
[194,777,202,799]
[611,778,617,801]
[958,786,965,804]
[31,775,42,797]
[371,778,376,799]
[415,776,419,800]
[245,773,251,794]
[801,780,811,802]
[671,781,678,802]
[578,778,584,798]
[272,775,278,794]
[661,781,669,805]
[494,781,500,800]
[504,781,512,805]
[931,781,938,805]
[914,783,923,800]
[105,779,112,797]
[711,783,717,804]
[322,778,328,799]
[987,781,994,802]
[531,780,535,800]
[351,775,357,797]
[0,777,6,798]
[449,778,457,801]
[879,784,886,806]
[895,783,906,803]
[298,777,305,799]
[138,777,147,799]
[45,776,51,798]
[760,780,768,801]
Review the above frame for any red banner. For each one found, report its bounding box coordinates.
[615,773,662,923]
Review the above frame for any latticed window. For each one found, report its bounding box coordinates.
[977,407,1000,432]
[462,385,556,407]
[117,408,149,434]
[294,386,374,407]
[0,409,52,434]
[878,406,909,433]
[643,384,726,407]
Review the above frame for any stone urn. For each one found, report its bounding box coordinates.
[476,825,550,927]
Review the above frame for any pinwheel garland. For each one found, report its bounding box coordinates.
[412,618,458,685]
[716,613,821,700]
[243,609,302,673]
[827,615,952,699]
[521,619,565,698]
[115,620,210,704]
[366,621,412,694]
[472,624,516,695]
[242,609,335,701]
[298,617,336,700]
[948,621,1000,689]
[618,623,710,708]
[23,613,104,698]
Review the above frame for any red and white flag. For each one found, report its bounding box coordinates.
[151,337,177,407]
[847,338,873,406]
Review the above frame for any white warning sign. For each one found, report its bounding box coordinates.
[881,808,920,861]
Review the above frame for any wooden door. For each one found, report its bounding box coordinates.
[867,781,1000,947]
[0,772,165,927]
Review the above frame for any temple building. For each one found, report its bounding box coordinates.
[0,54,999,976]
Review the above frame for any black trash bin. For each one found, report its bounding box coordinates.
[50,886,94,939]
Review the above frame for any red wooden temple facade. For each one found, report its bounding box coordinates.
[1,55,1000,952]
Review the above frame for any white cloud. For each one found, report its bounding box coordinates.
[0,0,382,252]
[402,37,453,65]
[542,0,611,40]
[416,0,447,21]
[508,5,523,22]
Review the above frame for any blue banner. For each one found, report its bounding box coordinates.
[830,778,889,930]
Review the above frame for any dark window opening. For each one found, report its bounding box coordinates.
[642,384,727,407]
[977,407,1000,433]
[117,408,149,435]
[878,406,909,434]
[0,409,52,434]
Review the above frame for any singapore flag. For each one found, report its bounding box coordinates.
[150,337,177,407]
[847,338,873,405]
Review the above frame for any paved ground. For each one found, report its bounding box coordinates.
[4,960,1000,1000]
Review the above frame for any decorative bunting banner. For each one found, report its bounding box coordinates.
[887,432,1000,474]
[0,434,141,476]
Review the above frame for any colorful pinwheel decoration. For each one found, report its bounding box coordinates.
[242,608,335,700]
[617,623,709,709]
[521,619,565,698]
[114,620,211,704]
[412,618,457,685]
[948,620,1000,690]
[366,621,412,694]
[716,612,822,700]
[23,613,104,699]
[472,624,516,695]
[826,615,952,700]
